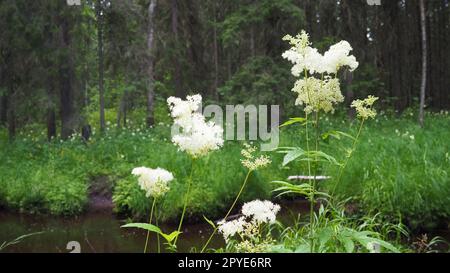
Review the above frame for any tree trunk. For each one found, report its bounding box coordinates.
[146,0,157,127]
[418,0,427,127]
[59,15,77,140]
[7,106,15,142]
[7,82,16,141]
[212,1,219,101]
[97,0,106,133]
[47,108,56,141]
[344,70,355,119]
[7,87,15,141]
[172,0,183,97]
[117,90,127,128]
[47,78,57,141]
[0,94,7,127]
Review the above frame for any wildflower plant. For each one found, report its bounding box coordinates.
[201,143,271,252]
[167,94,224,245]
[240,143,272,171]
[167,94,223,158]
[275,30,388,252]
[122,167,179,253]
[217,200,280,253]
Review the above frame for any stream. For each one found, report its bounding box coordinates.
[0,200,309,253]
[1,200,448,253]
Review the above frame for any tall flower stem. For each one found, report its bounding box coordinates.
[174,158,195,245]
[144,197,157,253]
[200,170,253,253]
[155,204,161,253]
[309,110,320,252]
[303,69,315,253]
[330,119,365,197]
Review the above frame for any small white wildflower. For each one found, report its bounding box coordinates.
[217,216,246,243]
[282,31,358,75]
[292,76,344,113]
[351,95,378,120]
[282,31,326,75]
[168,94,223,157]
[240,143,271,170]
[241,200,280,224]
[322,40,359,74]
[131,167,174,198]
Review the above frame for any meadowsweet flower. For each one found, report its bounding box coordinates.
[217,200,280,246]
[240,143,271,170]
[235,239,273,253]
[351,95,379,120]
[241,200,280,224]
[167,94,202,131]
[217,217,246,242]
[282,31,326,75]
[167,94,224,158]
[131,167,174,198]
[292,76,344,113]
[322,40,359,74]
[282,31,358,75]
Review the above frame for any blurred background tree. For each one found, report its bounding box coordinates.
[0,0,448,139]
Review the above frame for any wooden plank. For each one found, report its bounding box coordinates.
[288,175,331,181]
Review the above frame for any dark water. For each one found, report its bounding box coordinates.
[0,200,309,253]
[3,200,446,253]
[0,211,223,253]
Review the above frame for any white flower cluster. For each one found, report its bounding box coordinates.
[292,76,344,113]
[240,143,271,171]
[282,30,359,76]
[351,95,379,120]
[217,217,247,243]
[218,200,280,242]
[167,94,224,158]
[323,41,359,74]
[282,30,358,113]
[131,167,174,198]
[241,199,281,224]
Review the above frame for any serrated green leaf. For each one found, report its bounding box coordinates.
[280,147,305,166]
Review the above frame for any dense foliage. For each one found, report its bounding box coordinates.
[0,110,448,230]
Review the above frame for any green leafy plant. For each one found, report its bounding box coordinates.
[270,30,398,253]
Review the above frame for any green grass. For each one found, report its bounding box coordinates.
[0,122,285,220]
[0,109,448,229]
[332,111,450,229]
[278,109,449,229]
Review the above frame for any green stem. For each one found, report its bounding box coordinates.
[174,158,195,245]
[200,170,253,253]
[144,197,157,253]
[303,69,314,253]
[309,110,320,252]
[330,119,365,197]
[155,204,161,253]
